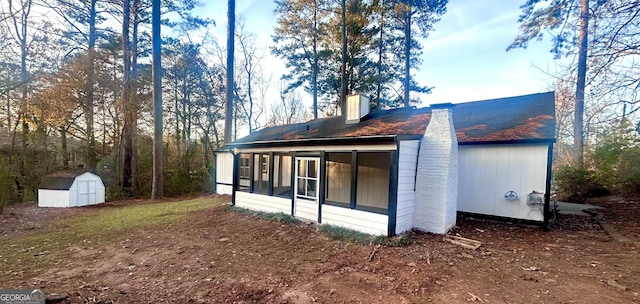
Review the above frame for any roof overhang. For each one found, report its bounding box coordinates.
[226,134,419,150]
[222,136,555,151]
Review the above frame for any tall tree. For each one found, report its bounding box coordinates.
[318,0,378,112]
[151,0,162,199]
[394,0,447,107]
[224,0,234,144]
[268,83,310,126]
[574,0,588,168]
[3,0,33,200]
[235,20,269,133]
[39,0,101,169]
[340,0,347,112]
[85,0,98,170]
[121,0,134,190]
[272,0,329,119]
[508,0,591,167]
[370,0,403,108]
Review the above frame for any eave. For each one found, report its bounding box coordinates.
[225,134,413,149]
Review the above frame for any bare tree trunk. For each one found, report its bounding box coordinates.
[403,6,411,108]
[173,73,181,163]
[574,0,588,168]
[312,0,319,119]
[6,91,10,134]
[340,0,347,114]
[151,0,163,199]
[85,0,97,170]
[121,0,133,190]
[60,127,69,170]
[9,0,33,201]
[130,0,141,193]
[224,0,235,145]
[375,0,385,110]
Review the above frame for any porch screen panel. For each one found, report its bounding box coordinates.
[274,154,292,197]
[237,154,251,191]
[357,152,390,210]
[325,152,351,205]
[253,153,269,194]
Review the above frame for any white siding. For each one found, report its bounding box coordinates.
[396,140,419,234]
[70,172,105,207]
[235,191,291,214]
[458,144,548,222]
[217,184,233,195]
[294,198,318,222]
[322,205,388,236]
[38,190,70,208]
[216,151,234,195]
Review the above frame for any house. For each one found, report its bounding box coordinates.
[216,92,556,236]
[0,127,88,170]
[38,172,106,208]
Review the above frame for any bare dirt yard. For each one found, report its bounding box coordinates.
[1,195,639,303]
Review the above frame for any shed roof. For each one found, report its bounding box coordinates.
[230,92,556,147]
[39,172,84,190]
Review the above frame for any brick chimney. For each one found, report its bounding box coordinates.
[413,103,458,234]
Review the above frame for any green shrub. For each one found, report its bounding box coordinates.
[554,165,608,202]
[618,148,640,195]
[0,159,18,214]
[588,121,640,196]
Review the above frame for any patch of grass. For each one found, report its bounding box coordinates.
[381,233,413,247]
[0,197,225,283]
[318,225,413,246]
[74,197,220,233]
[227,206,300,224]
[319,225,383,244]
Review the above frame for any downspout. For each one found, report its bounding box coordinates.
[543,142,554,231]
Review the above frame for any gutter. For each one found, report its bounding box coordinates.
[226,134,408,149]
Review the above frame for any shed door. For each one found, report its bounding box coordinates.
[294,157,319,222]
[78,180,97,206]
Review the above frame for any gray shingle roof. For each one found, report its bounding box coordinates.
[231,92,556,146]
[39,172,82,190]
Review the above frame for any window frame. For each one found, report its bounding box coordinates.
[273,153,293,198]
[235,151,294,198]
[323,150,392,215]
[252,153,270,194]
[236,153,251,191]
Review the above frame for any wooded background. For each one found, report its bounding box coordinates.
[0,0,638,210]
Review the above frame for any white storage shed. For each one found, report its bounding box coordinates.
[38,172,106,208]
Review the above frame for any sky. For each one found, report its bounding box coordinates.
[200,0,560,107]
